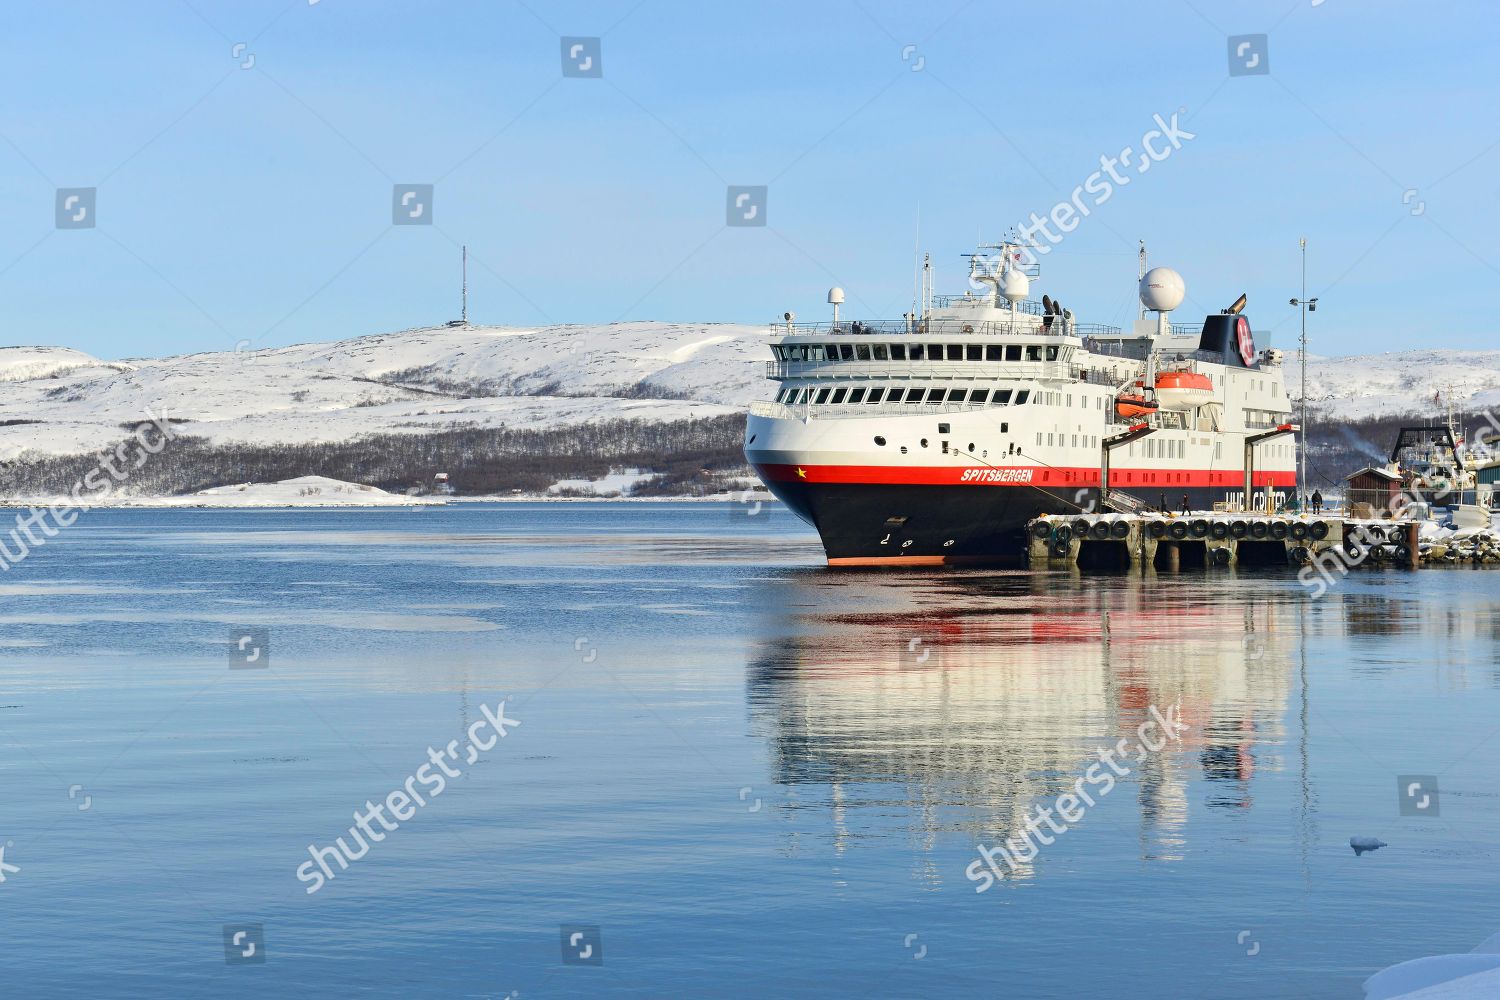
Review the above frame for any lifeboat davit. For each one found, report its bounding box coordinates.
[1115,393,1159,419]
[1154,370,1214,410]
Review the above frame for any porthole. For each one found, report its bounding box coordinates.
[920,438,929,448]
[967,442,975,452]
[900,446,908,454]
[874,436,886,446]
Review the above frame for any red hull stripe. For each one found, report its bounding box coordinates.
[756,463,1297,489]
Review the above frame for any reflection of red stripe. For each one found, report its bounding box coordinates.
[756,463,1296,489]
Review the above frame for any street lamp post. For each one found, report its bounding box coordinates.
[1289,238,1319,511]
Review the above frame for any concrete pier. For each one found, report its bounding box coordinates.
[1026,513,1412,570]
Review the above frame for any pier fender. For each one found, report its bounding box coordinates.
[1110,520,1130,540]
[1249,520,1270,539]
[1290,522,1309,540]
[1270,522,1289,540]
[1031,521,1052,540]
[1090,521,1111,540]
[1169,521,1189,540]
[1190,519,1210,538]
[1209,547,1232,567]
[1147,520,1168,539]
[1310,520,1331,540]
[1210,521,1229,540]
[1289,545,1311,564]
[1230,521,1249,539]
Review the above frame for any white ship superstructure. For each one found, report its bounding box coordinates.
[744,244,1298,565]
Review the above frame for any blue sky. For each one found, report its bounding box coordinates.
[1,0,1496,361]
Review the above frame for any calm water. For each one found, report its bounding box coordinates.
[2,501,1497,998]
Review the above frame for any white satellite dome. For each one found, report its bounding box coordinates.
[1139,267,1185,312]
[827,286,845,305]
[1000,269,1030,303]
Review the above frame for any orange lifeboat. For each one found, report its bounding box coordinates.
[1154,370,1214,410]
[1115,393,1159,419]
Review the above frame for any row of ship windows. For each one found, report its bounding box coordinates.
[776,384,1033,407]
[774,342,1067,363]
[1034,433,1104,450]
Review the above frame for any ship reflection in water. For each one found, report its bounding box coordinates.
[745,572,1307,885]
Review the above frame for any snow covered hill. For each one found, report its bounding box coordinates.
[0,322,772,460]
[1300,349,1500,420]
[1,322,1497,466]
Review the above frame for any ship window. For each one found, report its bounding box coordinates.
[814,387,831,404]
[1006,345,1022,361]
[890,344,907,361]
[848,387,866,404]
[929,344,945,360]
[1037,433,1043,446]
[778,388,793,403]
[1067,394,1073,406]
[792,387,808,404]
[920,438,929,448]
[946,344,964,361]
[839,344,855,360]
[810,346,827,362]
[866,387,886,404]
[1001,422,1009,432]
[1014,390,1029,405]
[886,387,905,403]
[1048,433,1055,446]
[967,344,982,361]
[1046,346,1059,361]
[993,389,1011,405]
[874,344,889,361]
[855,344,870,361]
[949,390,968,404]
[927,389,946,403]
[985,345,1002,361]
[905,389,924,404]
[970,389,989,404]
[830,388,848,404]
[1072,435,1078,448]
[909,344,924,360]
[874,436,886,446]
[1027,346,1042,361]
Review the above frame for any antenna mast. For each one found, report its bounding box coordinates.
[1138,241,1148,320]
[461,245,468,325]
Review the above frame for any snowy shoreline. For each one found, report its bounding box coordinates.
[0,473,775,510]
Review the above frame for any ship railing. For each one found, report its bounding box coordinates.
[749,400,797,419]
[770,319,1122,338]
[749,398,1010,421]
[929,295,1047,314]
[764,360,1082,380]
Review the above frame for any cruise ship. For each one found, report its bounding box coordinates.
[743,244,1298,566]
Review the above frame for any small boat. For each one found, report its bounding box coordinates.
[1153,369,1214,409]
[1450,503,1491,530]
[1115,393,1159,419]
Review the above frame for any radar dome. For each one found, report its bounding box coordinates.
[1000,269,1030,303]
[827,286,845,305]
[1139,267,1185,312]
